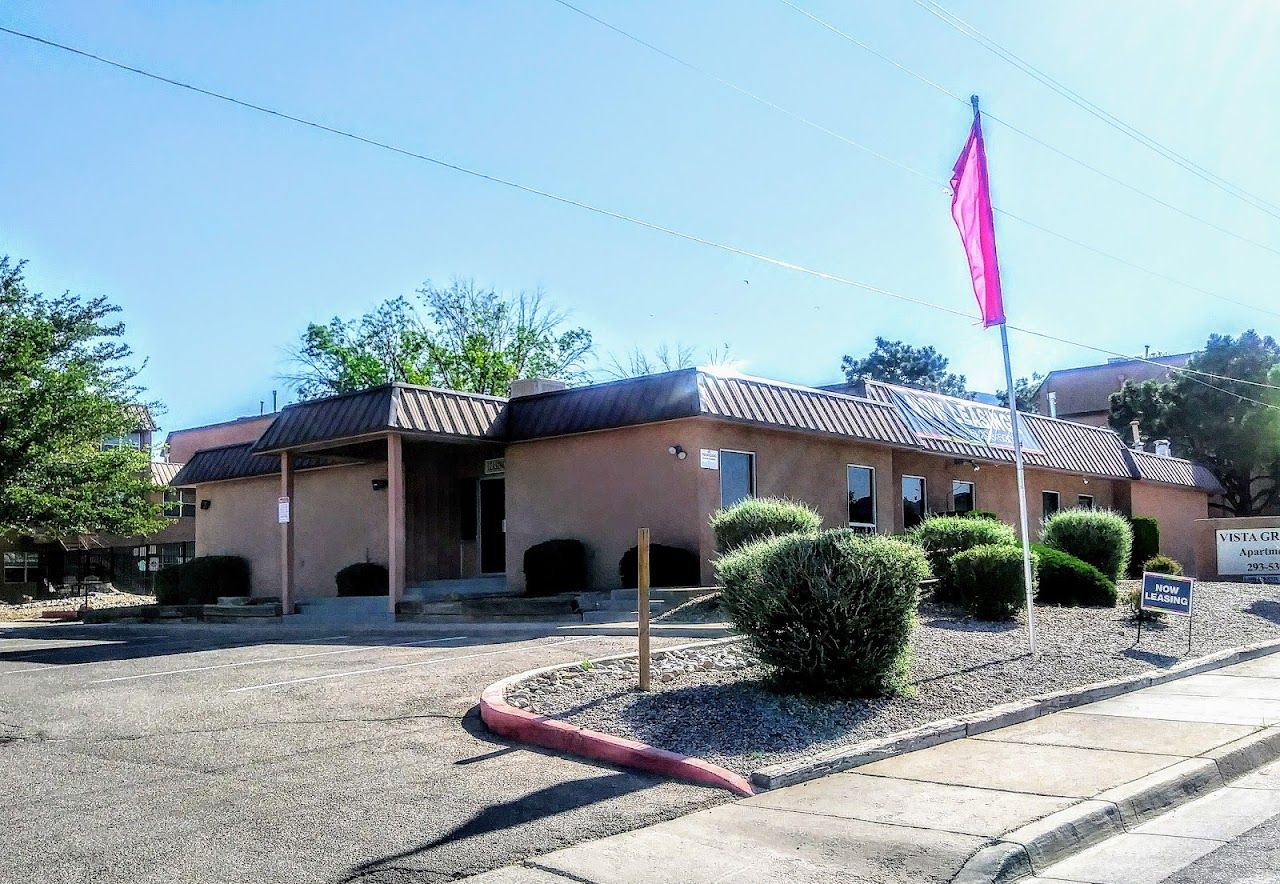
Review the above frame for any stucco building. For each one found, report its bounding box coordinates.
[1035,352,1193,427]
[170,370,1219,614]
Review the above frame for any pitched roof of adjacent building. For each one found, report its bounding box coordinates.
[149,461,186,485]
[175,369,1218,493]
[1038,353,1193,418]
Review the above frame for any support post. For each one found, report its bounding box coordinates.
[1000,322,1038,655]
[387,433,406,614]
[280,451,295,615]
[637,527,651,692]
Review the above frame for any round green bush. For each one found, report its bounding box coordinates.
[1032,544,1116,607]
[907,515,1018,602]
[709,497,822,554]
[1129,516,1160,578]
[1143,554,1183,576]
[1041,508,1133,582]
[951,544,1035,620]
[523,538,588,596]
[715,529,928,697]
[335,562,389,596]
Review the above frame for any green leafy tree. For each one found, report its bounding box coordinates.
[1109,331,1280,515]
[287,280,593,398]
[996,372,1044,412]
[0,257,166,537]
[842,337,970,397]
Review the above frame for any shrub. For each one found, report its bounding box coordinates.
[1041,508,1133,582]
[951,544,1034,620]
[158,555,251,605]
[1032,544,1117,607]
[619,543,701,589]
[153,566,183,605]
[1122,585,1163,622]
[962,510,1001,521]
[335,562,388,596]
[709,497,822,554]
[523,539,588,596]
[1143,554,1184,576]
[716,530,928,697]
[908,515,1018,601]
[1129,516,1160,578]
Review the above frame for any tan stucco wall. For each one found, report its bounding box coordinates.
[504,421,705,590]
[1129,483,1209,575]
[194,461,387,598]
[166,415,275,466]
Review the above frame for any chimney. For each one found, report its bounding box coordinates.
[1129,420,1142,449]
[508,377,567,398]
[1154,439,1171,457]
[1047,391,1058,418]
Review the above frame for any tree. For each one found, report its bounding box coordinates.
[0,257,166,537]
[602,343,734,379]
[1109,331,1280,516]
[286,280,594,398]
[842,337,970,396]
[996,372,1044,412]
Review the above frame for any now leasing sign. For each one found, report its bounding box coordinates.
[1140,572,1194,617]
[1216,528,1280,576]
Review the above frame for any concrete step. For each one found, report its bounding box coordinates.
[216,596,253,607]
[396,610,583,624]
[608,587,713,604]
[581,610,643,624]
[396,593,580,622]
[203,602,282,621]
[576,596,664,614]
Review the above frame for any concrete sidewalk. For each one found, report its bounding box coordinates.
[467,652,1280,884]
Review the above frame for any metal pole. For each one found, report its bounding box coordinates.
[1000,322,1038,655]
[637,527,651,692]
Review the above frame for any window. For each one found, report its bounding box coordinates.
[102,431,143,451]
[159,542,194,568]
[719,450,755,508]
[1042,491,1061,517]
[848,465,877,531]
[3,552,43,584]
[952,480,976,514]
[163,487,197,519]
[1077,494,1095,510]
[902,476,927,530]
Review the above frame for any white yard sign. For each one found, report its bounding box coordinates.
[277,496,291,524]
[1216,527,1280,576]
[700,449,719,470]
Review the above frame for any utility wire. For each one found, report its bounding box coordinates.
[912,0,1280,222]
[2,23,1278,404]
[552,0,1280,318]
[777,0,1280,259]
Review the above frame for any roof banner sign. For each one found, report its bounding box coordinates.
[885,386,1043,453]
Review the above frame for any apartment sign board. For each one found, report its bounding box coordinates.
[1216,528,1280,576]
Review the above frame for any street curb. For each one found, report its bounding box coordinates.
[479,637,754,797]
[750,636,1280,790]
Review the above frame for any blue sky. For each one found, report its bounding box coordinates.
[3,2,1279,437]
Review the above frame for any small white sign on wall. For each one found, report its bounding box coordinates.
[700,448,719,470]
[277,496,291,524]
[484,457,506,475]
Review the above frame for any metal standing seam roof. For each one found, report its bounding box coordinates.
[1127,449,1223,493]
[251,384,506,453]
[169,443,338,485]
[503,370,701,441]
[149,461,185,485]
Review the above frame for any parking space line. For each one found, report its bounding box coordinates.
[89,635,467,683]
[228,637,590,693]
[2,633,352,669]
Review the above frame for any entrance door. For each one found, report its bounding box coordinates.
[479,477,506,574]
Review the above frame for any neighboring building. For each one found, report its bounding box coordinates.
[1,409,274,598]
[1035,352,1193,427]
[172,369,1220,614]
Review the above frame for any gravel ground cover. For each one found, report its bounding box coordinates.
[0,590,155,621]
[515,581,1280,775]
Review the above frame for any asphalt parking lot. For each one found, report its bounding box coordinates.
[0,621,726,884]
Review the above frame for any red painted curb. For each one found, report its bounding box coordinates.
[480,677,754,797]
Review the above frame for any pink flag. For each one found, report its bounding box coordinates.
[951,106,1005,327]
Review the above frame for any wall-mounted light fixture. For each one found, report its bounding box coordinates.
[667,445,688,460]
[371,478,388,491]
[199,499,212,510]
[953,458,981,472]
[1082,477,1090,485]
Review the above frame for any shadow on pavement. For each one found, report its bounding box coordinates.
[340,773,655,883]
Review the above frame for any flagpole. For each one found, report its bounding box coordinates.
[970,94,1037,656]
[999,319,1038,655]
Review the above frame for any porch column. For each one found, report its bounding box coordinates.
[387,433,406,613]
[280,450,295,615]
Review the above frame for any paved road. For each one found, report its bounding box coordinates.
[1161,813,1280,884]
[0,621,725,884]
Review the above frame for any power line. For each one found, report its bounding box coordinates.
[551,0,1280,318]
[778,0,1280,261]
[912,0,1280,223]
[3,23,1278,404]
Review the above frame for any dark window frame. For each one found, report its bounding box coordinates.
[901,474,927,530]
[719,449,757,509]
[1042,490,1061,517]
[848,464,877,531]
[952,479,976,514]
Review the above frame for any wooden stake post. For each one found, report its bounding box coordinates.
[638,527,651,692]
